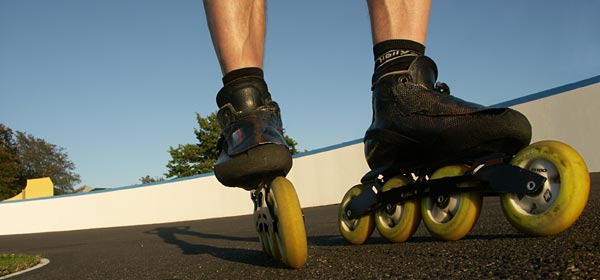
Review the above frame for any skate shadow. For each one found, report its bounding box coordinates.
[145,226,283,268]
[307,235,348,246]
[461,233,529,241]
[385,233,528,244]
[306,232,528,247]
[306,234,412,246]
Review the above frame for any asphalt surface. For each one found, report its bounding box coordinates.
[1,173,598,280]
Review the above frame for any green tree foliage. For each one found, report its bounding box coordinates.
[165,112,219,177]
[15,131,80,193]
[139,175,165,184]
[0,123,81,199]
[284,134,299,155]
[165,112,300,179]
[0,124,23,199]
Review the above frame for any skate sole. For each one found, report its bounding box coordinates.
[214,143,292,189]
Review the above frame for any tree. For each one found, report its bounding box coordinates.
[165,112,219,178]
[15,131,80,193]
[139,175,165,184]
[0,124,81,199]
[0,124,23,199]
[284,134,300,155]
[165,112,300,179]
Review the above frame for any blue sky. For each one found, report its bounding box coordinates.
[1,0,599,188]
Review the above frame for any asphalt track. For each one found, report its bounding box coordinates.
[1,174,598,280]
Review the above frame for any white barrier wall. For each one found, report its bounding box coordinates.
[509,81,600,172]
[0,76,597,236]
[0,141,368,236]
[0,176,249,235]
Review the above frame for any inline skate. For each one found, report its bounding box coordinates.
[338,56,590,244]
[215,75,307,268]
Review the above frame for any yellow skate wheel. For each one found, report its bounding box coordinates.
[375,176,421,243]
[421,165,483,241]
[267,177,307,269]
[338,184,375,245]
[501,140,590,236]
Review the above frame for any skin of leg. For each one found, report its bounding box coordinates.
[367,0,431,45]
[203,0,266,74]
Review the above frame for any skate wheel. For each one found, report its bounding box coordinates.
[421,165,483,241]
[375,176,421,243]
[267,177,307,269]
[501,140,590,236]
[338,184,375,245]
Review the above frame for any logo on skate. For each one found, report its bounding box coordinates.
[375,49,418,67]
[530,168,548,173]
[232,129,243,147]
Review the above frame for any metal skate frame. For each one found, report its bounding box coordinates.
[252,184,277,235]
[344,156,547,220]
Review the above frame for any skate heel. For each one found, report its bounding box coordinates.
[215,143,292,190]
[214,77,293,189]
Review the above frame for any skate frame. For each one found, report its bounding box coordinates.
[344,157,547,220]
[252,185,277,235]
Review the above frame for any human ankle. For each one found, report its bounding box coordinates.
[372,39,425,85]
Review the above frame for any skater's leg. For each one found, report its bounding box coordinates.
[367,0,431,45]
[203,0,265,74]
[366,0,431,85]
[203,3,306,268]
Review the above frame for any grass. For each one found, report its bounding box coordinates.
[0,253,42,277]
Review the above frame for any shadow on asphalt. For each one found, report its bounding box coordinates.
[307,235,348,246]
[145,226,284,268]
[305,232,528,247]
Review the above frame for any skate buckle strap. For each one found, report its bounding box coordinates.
[434,82,450,95]
[217,103,236,128]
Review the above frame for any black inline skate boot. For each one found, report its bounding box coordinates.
[365,55,532,173]
[214,76,292,189]
[340,53,588,245]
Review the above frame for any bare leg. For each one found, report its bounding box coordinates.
[203,0,266,74]
[367,0,431,45]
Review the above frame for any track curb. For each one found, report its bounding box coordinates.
[0,258,50,279]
